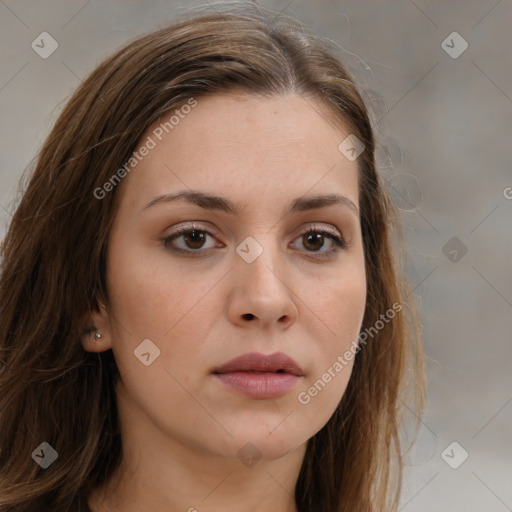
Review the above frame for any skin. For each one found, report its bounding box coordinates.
[84,92,367,512]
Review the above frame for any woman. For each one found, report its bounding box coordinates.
[0,3,424,511]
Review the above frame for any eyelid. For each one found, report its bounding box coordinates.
[165,221,342,242]
[165,221,219,237]
[295,222,341,238]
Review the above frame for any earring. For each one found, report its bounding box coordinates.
[93,331,102,343]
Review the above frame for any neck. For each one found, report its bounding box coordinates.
[89,445,304,512]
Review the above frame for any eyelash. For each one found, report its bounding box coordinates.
[162,223,347,259]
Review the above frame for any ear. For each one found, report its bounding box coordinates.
[81,298,113,353]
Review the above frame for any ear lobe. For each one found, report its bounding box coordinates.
[81,300,112,352]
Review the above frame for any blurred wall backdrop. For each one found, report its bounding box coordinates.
[0,1,511,510]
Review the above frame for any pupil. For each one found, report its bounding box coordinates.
[305,232,323,251]
[185,230,205,249]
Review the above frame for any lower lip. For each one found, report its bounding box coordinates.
[213,371,302,399]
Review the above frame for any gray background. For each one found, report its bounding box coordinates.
[1,0,511,510]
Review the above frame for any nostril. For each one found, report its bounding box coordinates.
[243,313,255,320]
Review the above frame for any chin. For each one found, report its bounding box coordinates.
[216,418,310,460]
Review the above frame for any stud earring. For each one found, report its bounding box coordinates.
[93,331,102,343]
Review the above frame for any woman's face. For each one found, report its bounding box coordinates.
[91,92,366,464]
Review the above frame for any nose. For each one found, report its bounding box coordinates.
[226,239,298,329]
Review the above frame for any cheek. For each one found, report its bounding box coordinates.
[293,259,366,428]
[301,258,367,344]
[305,278,365,390]
[104,247,217,431]
[106,241,191,336]
[323,264,366,381]
[105,244,220,378]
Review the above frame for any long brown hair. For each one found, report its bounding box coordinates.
[0,3,424,511]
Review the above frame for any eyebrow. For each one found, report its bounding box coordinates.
[141,190,359,216]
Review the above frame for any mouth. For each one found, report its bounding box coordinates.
[213,351,304,376]
[212,351,304,399]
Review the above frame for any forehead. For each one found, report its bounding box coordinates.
[116,92,360,213]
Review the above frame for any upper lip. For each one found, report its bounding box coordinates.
[213,351,304,376]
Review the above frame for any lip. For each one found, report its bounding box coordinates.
[212,351,304,399]
[213,351,304,376]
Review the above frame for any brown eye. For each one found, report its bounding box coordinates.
[180,229,207,250]
[302,232,325,251]
[291,227,347,259]
[163,225,219,255]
